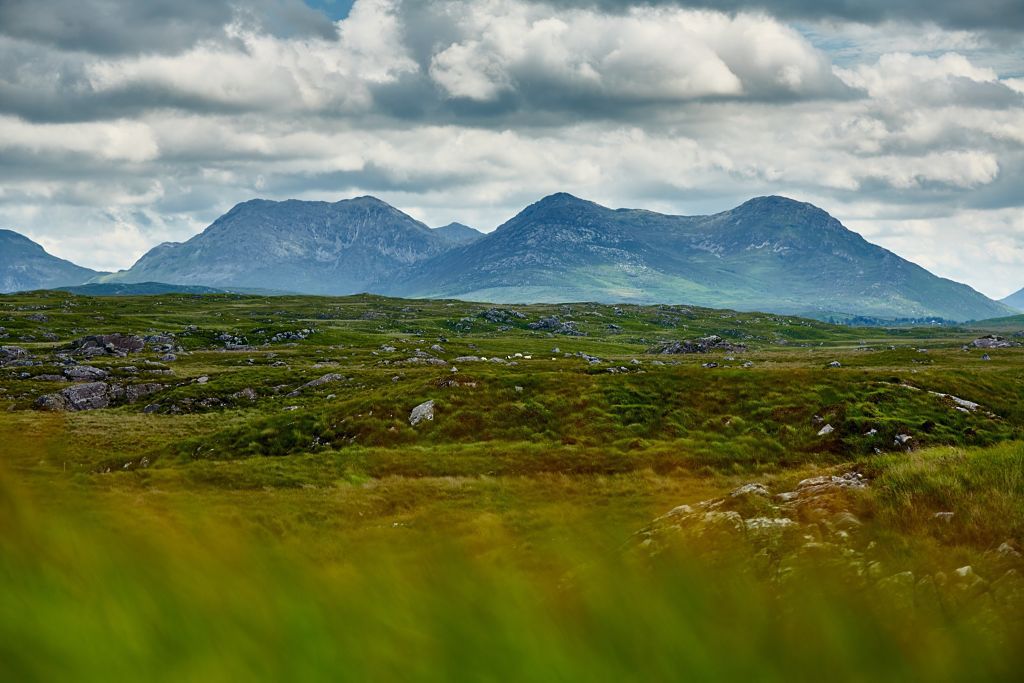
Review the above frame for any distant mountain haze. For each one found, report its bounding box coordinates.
[1002,288,1024,312]
[2,195,1014,321]
[0,229,101,293]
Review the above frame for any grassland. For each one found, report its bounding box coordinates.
[1,291,1022,681]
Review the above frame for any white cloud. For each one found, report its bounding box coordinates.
[427,2,842,102]
[0,0,1022,297]
[0,116,159,162]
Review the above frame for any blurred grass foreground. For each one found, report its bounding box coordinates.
[1,428,1023,682]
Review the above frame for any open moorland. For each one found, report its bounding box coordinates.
[1,291,1023,681]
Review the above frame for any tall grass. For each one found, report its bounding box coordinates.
[2,457,1023,682]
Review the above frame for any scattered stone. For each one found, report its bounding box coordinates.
[817,424,835,436]
[971,335,1015,349]
[232,388,257,405]
[299,373,344,390]
[646,335,746,355]
[730,483,770,498]
[479,308,526,324]
[0,346,31,364]
[409,399,435,426]
[894,434,913,448]
[528,316,585,336]
[828,360,842,368]
[933,512,955,522]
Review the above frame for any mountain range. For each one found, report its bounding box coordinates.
[1,194,1016,321]
[1001,288,1024,312]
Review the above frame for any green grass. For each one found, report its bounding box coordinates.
[1,290,1022,680]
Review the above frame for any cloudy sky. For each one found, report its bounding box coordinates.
[1,0,1022,298]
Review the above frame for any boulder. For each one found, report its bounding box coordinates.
[646,335,746,355]
[0,346,30,364]
[528,316,585,336]
[971,335,1014,349]
[36,382,111,411]
[64,365,108,381]
[409,400,435,426]
[70,334,145,357]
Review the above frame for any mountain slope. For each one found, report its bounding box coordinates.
[109,197,451,295]
[0,229,99,293]
[432,222,483,245]
[1002,288,1024,312]
[386,194,1012,321]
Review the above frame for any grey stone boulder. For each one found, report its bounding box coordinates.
[646,335,746,355]
[70,334,145,357]
[36,382,111,411]
[64,365,108,381]
[0,346,30,364]
[409,400,435,426]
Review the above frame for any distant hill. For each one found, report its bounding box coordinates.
[1002,288,1024,312]
[58,282,226,296]
[386,194,1013,321]
[106,197,454,295]
[432,222,484,245]
[970,313,1024,333]
[0,229,99,293]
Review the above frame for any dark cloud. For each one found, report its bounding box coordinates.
[530,1,1024,31]
[0,0,337,55]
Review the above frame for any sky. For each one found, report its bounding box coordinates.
[0,0,1022,298]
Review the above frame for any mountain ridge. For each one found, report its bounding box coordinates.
[0,229,101,293]
[3,195,1014,321]
[384,193,1012,321]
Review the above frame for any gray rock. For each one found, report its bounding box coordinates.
[123,383,164,403]
[409,399,435,426]
[36,382,110,411]
[647,335,745,355]
[70,334,145,357]
[817,424,835,436]
[730,483,770,498]
[528,316,585,336]
[232,387,259,402]
[64,365,108,381]
[971,335,1014,349]
[0,346,30,364]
